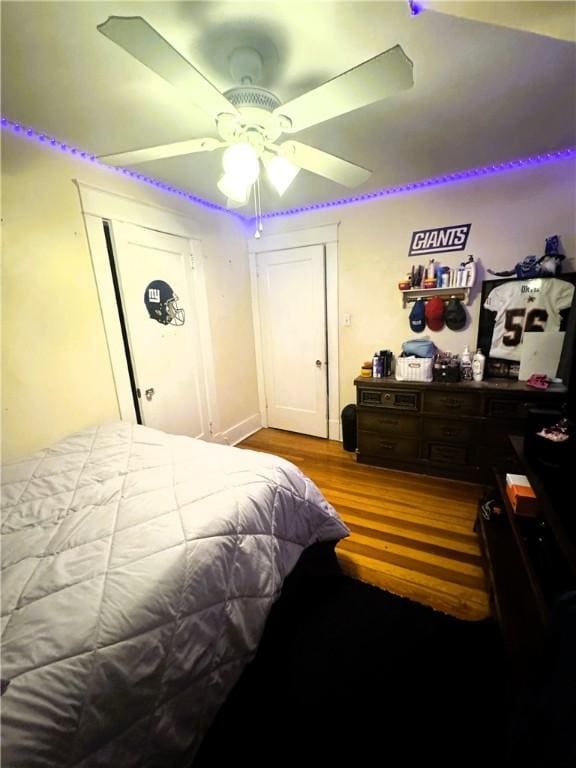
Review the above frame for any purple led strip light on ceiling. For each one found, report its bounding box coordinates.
[2,116,575,223]
[408,0,425,16]
[0,116,240,218]
[259,146,576,222]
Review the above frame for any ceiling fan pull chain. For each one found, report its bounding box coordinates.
[254,178,263,238]
[257,179,263,235]
[253,181,259,238]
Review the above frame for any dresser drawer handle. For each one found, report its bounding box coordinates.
[379,441,396,450]
[379,419,399,426]
[435,446,459,457]
[441,428,458,437]
[384,393,392,400]
[440,397,462,408]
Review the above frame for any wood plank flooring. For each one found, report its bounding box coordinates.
[238,428,490,621]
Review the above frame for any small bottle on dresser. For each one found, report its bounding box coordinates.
[472,348,485,381]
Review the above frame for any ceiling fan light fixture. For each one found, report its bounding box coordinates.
[222,142,260,185]
[95,17,417,206]
[264,154,300,196]
[217,173,251,204]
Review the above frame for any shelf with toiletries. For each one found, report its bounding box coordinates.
[399,255,476,307]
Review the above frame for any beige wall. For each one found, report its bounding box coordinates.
[1,132,258,459]
[3,129,573,460]
[201,219,260,432]
[255,159,576,407]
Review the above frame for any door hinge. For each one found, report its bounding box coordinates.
[189,254,196,270]
[136,388,142,399]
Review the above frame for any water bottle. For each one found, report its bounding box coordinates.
[372,352,382,378]
[464,255,476,288]
[472,348,485,382]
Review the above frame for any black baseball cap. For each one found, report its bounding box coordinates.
[445,298,466,330]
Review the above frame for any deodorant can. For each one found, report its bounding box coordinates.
[380,350,392,377]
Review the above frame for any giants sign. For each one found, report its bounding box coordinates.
[409,223,471,257]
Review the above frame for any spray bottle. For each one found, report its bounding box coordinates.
[460,345,473,381]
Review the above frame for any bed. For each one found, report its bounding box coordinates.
[1,422,349,767]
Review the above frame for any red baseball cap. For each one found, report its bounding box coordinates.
[425,296,445,331]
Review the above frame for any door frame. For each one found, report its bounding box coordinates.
[249,224,340,440]
[75,181,218,434]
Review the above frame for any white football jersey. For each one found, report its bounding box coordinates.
[484,278,574,361]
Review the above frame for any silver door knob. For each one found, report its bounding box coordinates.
[145,387,155,401]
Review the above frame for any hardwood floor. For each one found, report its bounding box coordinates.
[238,428,490,621]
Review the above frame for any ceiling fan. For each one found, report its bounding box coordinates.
[97,16,414,207]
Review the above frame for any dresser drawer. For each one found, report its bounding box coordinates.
[358,388,420,411]
[423,390,482,416]
[423,417,475,445]
[425,442,470,465]
[357,410,420,437]
[486,397,560,420]
[357,432,420,460]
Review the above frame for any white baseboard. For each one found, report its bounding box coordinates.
[214,413,340,445]
[212,413,262,447]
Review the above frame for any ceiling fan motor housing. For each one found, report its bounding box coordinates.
[219,87,287,146]
[224,85,281,113]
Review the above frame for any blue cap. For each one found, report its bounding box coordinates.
[409,298,426,333]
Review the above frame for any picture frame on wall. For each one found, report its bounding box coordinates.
[476,273,576,380]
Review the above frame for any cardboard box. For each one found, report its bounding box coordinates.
[505,473,539,517]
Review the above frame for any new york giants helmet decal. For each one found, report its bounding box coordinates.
[144,280,185,326]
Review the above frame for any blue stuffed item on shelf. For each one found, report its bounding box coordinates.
[487,235,565,278]
[401,339,436,358]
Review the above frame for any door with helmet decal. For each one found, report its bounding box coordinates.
[111,221,210,439]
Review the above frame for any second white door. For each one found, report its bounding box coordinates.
[256,245,328,438]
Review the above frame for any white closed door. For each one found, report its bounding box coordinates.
[111,222,210,440]
[256,245,328,438]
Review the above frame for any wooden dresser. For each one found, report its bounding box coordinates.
[477,435,576,663]
[354,377,567,482]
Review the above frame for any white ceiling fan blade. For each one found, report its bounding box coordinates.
[99,138,226,166]
[275,44,413,133]
[280,141,371,188]
[97,16,238,118]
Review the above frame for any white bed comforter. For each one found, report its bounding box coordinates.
[1,422,348,767]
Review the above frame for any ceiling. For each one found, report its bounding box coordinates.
[428,1,576,42]
[2,1,575,215]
